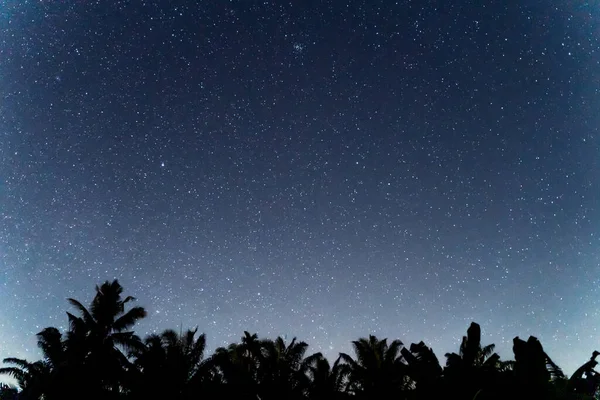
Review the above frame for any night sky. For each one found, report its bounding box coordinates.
[1,0,599,375]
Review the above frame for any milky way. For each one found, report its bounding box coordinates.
[1,1,599,374]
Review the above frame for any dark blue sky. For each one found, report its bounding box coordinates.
[1,0,599,374]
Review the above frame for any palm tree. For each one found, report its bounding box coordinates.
[0,328,79,400]
[0,358,50,400]
[258,336,309,400]
[130,328,211,400]
[338,335,409,399]
[13,277,600,400]
[67,280,147,350]
[34,327,70,400]
[211,332,264,400]
[302,353,350,400]
[36,328,65,371]
[239,331,263,360]
[65,280,147,398]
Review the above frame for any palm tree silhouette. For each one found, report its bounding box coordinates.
[302,352,350,400]
[67,280,147,350]
[130,327,210,400]
[0,358,50,400]
[65,280,147,398]
[6,281,600,400]
[339,335,409,399]
[211,331,264,400]
[1,327,78,400]
[258,336,309,400]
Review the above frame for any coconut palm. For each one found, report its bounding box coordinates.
[0,358,50,400]
[130,327,211,400]
[35,328,65,370]
[67,280,147,350]
[11,280,600,400]
[65,280,147,398]
[211,332,264,400]
[0,327,81,400]
[258,336,309,400]
[239,331,262,360]
[339,335,409,399]
[302,352,350,400]
[34,327,70,400]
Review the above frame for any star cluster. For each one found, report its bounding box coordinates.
[0,0,599,373]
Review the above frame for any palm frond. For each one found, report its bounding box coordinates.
[160,329,179,347]
[351,338,373,368]
[113,306,147,332]
[66,312,86,333]
[190,332,207,361]
[67,298,95,325]
[386,339,404,363]
[286,339,308,366]
[36,327,64,366]
[303,352,325,366]
[144,333,162,346]
[184,328,199,347]
[338,352,359,370]
[274,336,286,354]
[111,331,143,354]
[1,358,26,368]
[0,367,26,381]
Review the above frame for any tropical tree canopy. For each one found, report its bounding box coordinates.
[1,281,598,400]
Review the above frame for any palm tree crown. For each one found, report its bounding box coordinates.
[339,335,409,399]
[130,328,208,400]
[3,280,599,400]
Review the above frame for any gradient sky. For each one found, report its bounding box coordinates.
[0,0,599,376]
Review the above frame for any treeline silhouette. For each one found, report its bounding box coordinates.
[0,280,599,400]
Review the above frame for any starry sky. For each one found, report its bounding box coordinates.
[1,0,599,375]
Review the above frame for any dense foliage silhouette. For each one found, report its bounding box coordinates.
[1,280,599,399]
